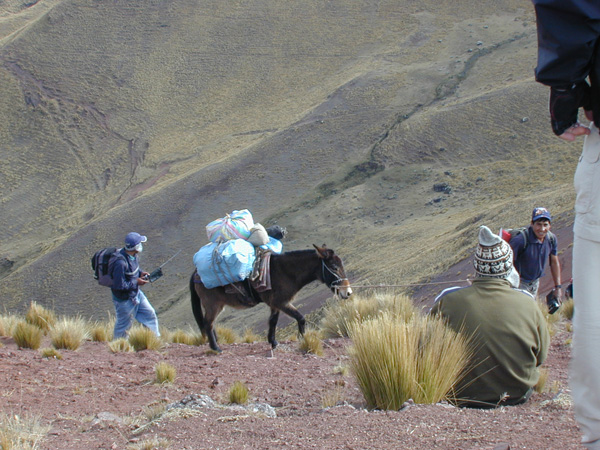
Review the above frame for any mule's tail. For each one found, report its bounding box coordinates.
[189,271,205,334]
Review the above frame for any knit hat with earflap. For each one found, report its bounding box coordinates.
[473,225,514,278]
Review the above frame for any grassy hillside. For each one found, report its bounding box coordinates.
[0,0,580,332]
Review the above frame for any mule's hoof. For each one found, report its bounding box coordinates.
[270,340,278,349]
[206,348,222,355]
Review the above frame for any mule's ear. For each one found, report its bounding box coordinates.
[313,244,332,259]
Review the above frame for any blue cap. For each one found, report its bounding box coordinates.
[124,232,147,250]
[532,207,552,222]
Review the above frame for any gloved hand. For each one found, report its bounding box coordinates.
[549,81,593,136]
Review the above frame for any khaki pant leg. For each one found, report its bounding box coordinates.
[572,124,600,448]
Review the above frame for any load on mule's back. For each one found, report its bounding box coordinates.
[190,209,352,352]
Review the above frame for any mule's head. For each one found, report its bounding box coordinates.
[313,244,352,299]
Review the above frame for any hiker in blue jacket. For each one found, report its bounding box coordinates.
[509,207,562,298]
[111,232,160,339]
[532,1,600,448]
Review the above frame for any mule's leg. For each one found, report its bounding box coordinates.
[268,308,280,349]
[203,302,226,353]
[279,304,306,337]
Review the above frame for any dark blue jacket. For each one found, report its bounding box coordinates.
[110,248,141,301]
[533,0,600,87]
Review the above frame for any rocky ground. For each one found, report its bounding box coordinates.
[0,320,583,450]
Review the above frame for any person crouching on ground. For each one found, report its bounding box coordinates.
[111,232,160,339]
[430,225,550,408]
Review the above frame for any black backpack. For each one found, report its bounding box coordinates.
[91,247,125,287]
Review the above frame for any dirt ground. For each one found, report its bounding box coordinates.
[1,219,584,450]
[0,320,583,450]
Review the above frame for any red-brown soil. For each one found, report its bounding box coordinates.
[1,219,583,449]
[0,325,582,450]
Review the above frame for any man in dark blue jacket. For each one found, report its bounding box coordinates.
[532,1,600,447]
[111,232,160,339]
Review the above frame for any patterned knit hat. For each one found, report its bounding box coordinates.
[473,225,514,278]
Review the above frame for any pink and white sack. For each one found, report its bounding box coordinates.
[206,209,254,243]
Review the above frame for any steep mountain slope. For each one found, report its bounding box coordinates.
[0,1,580,332]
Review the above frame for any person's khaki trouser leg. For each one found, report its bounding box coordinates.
[572,124,600,449]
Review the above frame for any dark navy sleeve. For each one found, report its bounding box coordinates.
[111,258,138,292]
[532,0,600,86]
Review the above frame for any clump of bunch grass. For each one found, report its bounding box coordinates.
[170,328,197,345]
[0,313,19,337]
[321,385,346,408]
[535,367,548,393]
[40,347,62,359]
[333,364,349,376]
[126,436,170,450]
[155,362,176,384]
[298,329,324,356]
[538,300,560,337]
[89,321,112,342]
[228,381,249,405]
[560,297,574,320]
[128,325,163,351]
[0,412,50,450]
[348,312,471,409]
[25,301,56,333]
[214,326,240,345]
[320,293,418,338]
[159,326,172,343]
[242,328,261,344]
[108,338,134,353]
[12,320,43,350]
[190,331,207,346]
[50,317,89,350]
[140,401,167,423]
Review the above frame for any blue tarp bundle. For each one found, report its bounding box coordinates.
[193,239,256,289]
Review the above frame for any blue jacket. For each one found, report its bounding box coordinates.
[110,248,142,301]
[533,0,600,87]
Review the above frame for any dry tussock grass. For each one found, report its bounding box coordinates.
[560,297,574,320]
[25,302,56,333]
[89,321,112,342]
[128,325,163,351]
[108,338,134,353]
[155,362,176,385]
[321,385,346,408]
[228,381,249,405]
[12,320,43,350]
[320,292,418,338]
[0,412,50,450]
[39,347,63,359]
[126,436,170,450]
[50,317,90,350]
[214,326,240,345]
[298,329,324,356]
[0,314,18,337]
[242,328,261,344]
[168,328,207,346]
[348,312,471,409]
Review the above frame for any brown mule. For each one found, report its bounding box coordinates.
[190,245,352,352]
